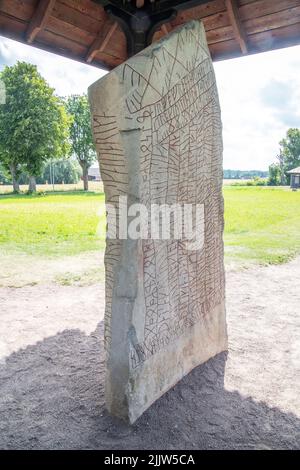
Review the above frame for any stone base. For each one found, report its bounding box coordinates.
[107,302,227,423]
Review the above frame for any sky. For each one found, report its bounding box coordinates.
[0,35,300,171]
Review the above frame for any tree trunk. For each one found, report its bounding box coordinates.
[277,151,286,185]
[82,166,89,191]
[9,163,20,193]
[28,176,37,193]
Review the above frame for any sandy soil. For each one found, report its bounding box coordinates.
[0,251,104,288]
[0,258,299,450]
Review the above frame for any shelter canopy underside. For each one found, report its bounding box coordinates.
[0,1,299,70]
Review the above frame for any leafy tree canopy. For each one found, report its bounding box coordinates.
[0,61,70,190]
[280,128,300,171]
[66,94,96,190]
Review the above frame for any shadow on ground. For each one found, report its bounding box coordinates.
[0,322,299,450]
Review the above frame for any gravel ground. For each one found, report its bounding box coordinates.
[0,259,299,450]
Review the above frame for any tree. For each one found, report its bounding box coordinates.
[66,95,96,191]
[0,62,70,192]
[0,161,11,185]
[280,128,300,173]
[40,158,81,184]
[268,163,281,186]
[0,148,24,192]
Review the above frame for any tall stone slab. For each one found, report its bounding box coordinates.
[89,20,227,424]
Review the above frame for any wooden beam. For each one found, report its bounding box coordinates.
[26,0,56,44]
[86,22,118,64]
[225,0,248,54]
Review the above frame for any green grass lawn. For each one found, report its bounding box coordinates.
[224,186,300,265]
[0,186,300,265]
[0,191,106,257]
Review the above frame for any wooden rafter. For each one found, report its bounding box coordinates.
[225,0,248,54]
[86,22,118,64]
[26,0,56,44]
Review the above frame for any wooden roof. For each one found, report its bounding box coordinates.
[0,0,299,70]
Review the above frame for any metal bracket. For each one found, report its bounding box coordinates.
[94,1,214,56]
[106,5,176,56]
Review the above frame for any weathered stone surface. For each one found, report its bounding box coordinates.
[89,20,227,424]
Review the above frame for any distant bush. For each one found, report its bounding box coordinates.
[230,177,267,187]
[224,169,268,179]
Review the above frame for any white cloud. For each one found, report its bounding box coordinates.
[1,35,300,171]
[214,45,300,170]
[0,35,106,96]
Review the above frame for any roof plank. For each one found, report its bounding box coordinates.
[245,6,300,36]
[173,0,226,25]
[225,0,248,53]
[0,0,35,22]
[86,21,118,63]
[58,0,106,21]
[26,0,56,44]
[239,0,300,21]
[52,1,102,35]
